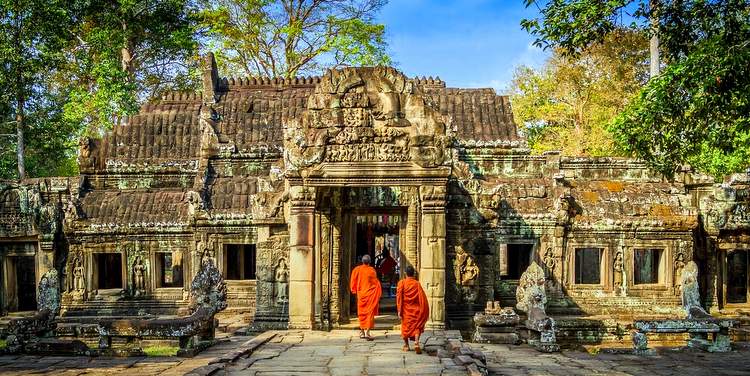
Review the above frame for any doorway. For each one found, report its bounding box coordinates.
[15,256,36,311]
[727,250,748,304]
[351,213,402,315]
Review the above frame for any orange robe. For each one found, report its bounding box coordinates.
[350,264,382,330]
[396,277,430,340]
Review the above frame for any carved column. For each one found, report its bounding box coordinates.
[288,186,316,329]
[330,192,342,323]
[419,185,447,329]
[406,189,420,271]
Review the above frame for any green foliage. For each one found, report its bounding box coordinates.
[0,0,199,179]
[522,0,750,177]
[143,345,179,356]
[510,29,648,157]
[199,0,391,78]
[64,0,199,134]
[0,0,76,179]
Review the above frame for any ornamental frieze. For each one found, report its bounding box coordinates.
[283,66,452,172]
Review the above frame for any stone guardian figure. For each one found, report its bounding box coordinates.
[613,251,624,296]
[133,256,146,296]
[274,258,289,305]
[73,257,85,291]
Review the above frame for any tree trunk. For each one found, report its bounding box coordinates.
[16,92,25,180]
[649,0,660,78]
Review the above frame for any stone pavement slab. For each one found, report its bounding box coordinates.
[220,330,462,375]
[475,343,750,376]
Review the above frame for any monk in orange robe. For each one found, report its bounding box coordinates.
[397,265,429,354]
[350,254,382,340]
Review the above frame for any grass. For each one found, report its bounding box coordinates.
[0,339,6,350]
[142,345,179,357]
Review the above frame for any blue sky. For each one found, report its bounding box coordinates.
[377,0,549,94]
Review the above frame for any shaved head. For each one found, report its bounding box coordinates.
[406,265,416,277]
[362,254,371,265]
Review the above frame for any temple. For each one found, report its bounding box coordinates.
[1,54,749,343]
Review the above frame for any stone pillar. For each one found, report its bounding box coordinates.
[37,238,55,285]
[288,186,316,329]
[419,185,446,329]
[406,189,420,272]
[330,191,342,323]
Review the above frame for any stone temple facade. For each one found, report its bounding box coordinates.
[1,54,749,339]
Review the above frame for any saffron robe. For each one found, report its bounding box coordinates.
[396,277,430,340]
[350,264,382,330]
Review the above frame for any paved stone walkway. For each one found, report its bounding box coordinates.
[475,343,750,376]
[220,330,466,375]
[4,332,750,375]
[0,335,247,376]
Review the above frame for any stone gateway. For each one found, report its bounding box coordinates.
[1,54,750,344]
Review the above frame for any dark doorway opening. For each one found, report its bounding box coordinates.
[506,244,533,280]
[96,253,123,289]
[224,244,256,280]
[15,256,36,311]
[727,250,748,304]
[352,213,401,315]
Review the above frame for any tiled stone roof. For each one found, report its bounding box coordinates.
[99,96,203,164]
[93,75,520,166]
[79,190,190,226]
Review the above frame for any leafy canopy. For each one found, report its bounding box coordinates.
[199,0,391,78]
[0,0,78,179]
[510,29,648,157]
[63,0,200,135]
[522,0,750,178]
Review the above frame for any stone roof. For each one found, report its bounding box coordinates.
[208,175,259,211]
[98,96,203,164]
[79,190,190,227]
[570,181,697,230]
[91,69,519,168]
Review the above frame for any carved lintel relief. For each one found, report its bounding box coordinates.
[283,67,452,172]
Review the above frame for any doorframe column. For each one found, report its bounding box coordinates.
[288,185,316,329]
[419,185,447,330]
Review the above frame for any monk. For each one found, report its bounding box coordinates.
[350,254,382,340]
[396,265,429,354]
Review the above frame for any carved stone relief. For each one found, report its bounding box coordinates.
[613,251,624,296]
[283,67,452,172]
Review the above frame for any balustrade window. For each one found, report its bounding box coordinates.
[157,252,184,288]
[574,248,602,284]
[634,249,663,285]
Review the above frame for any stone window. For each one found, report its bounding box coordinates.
[727,250,748,304]
[156,252,184,288]
[634,249,663,285]
[95,253,123,289]
[574,248,602,284]
[505,244,532,280]
[224,244,256,280]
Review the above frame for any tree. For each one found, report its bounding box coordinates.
[63,0,199,135]
[521,0,750,178]
[510,29,649,157]
[0,0,73,179]
[199,0,391,78]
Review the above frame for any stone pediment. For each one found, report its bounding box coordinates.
[283,67,453,183]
